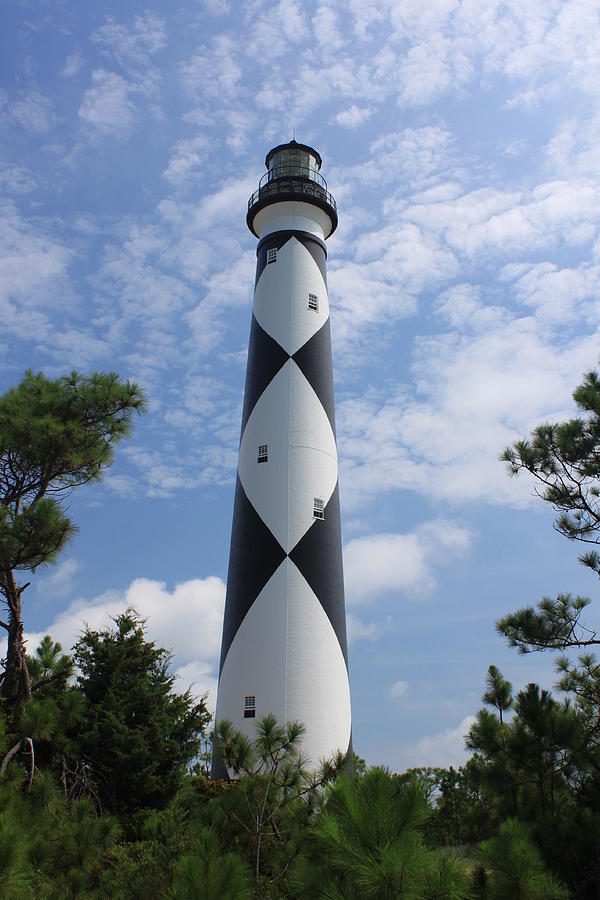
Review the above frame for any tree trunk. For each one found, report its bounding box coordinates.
[0,570,32,705]
[0,739,23,775]
[61,753,68,796]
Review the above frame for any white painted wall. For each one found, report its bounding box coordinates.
[218,204,350,771]
[254,200,334,240]
[216,559,351,766]
[253,237,329,356]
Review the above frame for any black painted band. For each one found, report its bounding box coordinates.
[256,230,327,257]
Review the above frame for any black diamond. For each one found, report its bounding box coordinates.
[297,234,327,288]
[292,320,336,437]
[219,476,286,673]
[240,315,289,438]
[255,231,327,289]
[288,483,348,667]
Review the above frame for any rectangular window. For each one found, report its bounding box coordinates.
[308,292,319,312]
[313,497,325,520]
[257,443,268,463]
[244,695,256,718]
[267,248,277,264]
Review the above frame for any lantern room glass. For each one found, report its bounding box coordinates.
[268,147,320,183]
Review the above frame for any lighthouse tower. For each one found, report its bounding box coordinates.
[214,141,351,771]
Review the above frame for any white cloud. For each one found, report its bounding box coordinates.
[245,0,308,66]
[224,108,256,154]
[335,105,372,128]
[11,90,55,134]
[403,180,600,257]
[406,715,476,769]
[314,4,346,52]
[504,138,527,157]
[345,532,431,602]
[79,69,137,134]
[163,136,209,186]
[91,14,167,70]
[397,35,473,107]
[185,250,255,353]
[173,660,218,711]
[390,680,408,698]
[165,373,231,423]
[181,36,242,101]
[508,262,600,325]
[329,221,457,355]
[121,435,237,498]
[62,52,84,78]
[35,559,80,599]
[0,202,72,341]
[337,294,600,510]
[0,163,36,195]
[193,176,256,229]
[346,613,383,645]
[546,116,600,180]
[343,519,473,604]
[23,576,225,711]
[334,126,455,192]
[201,0,230,15]
[278,0,308,43]
[103,473,140,499]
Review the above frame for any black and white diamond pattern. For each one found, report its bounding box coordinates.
[238,360,338,553]
[253,236,329,356]
[216,232,351,768]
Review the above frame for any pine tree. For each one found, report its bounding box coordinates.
[73,610,210,816]
[482,665,513,724]
[498,365,600,654]
[0,370,145,706]
[475,818,568,899]
[292,767,439,898]
[212,714,344,884]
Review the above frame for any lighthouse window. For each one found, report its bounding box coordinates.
[313,497,325,520]
[267,247,277,264]
[257,443,268,463]
[308,293,319,312]
[244,695,256,718]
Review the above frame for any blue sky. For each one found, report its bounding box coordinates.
[2,0,600,770]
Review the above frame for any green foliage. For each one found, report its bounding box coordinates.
[292,767,439,898]
[497,593,596,654]
[0,369,145,571]
[98,798,193,898]
[0,369,145,706]
[171,828,252,899]
[0,812,31,899]
[468,682,579,819]
[73,610,211,816]
[0,771,121,897]
[501,367,600,546]
[482,665,513,724]
[421,854,472,900]
[498,365,600,658]
[465,673,599,893]
[212,714,345,885]
[475,818,568,899]
[0,500,74,572]
[414,761,496,848]
[27,634,72,684]
[496,363,600,895]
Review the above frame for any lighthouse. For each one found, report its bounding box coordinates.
[213,140,351,771]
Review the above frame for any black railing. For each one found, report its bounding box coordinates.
[248,167,336,214]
